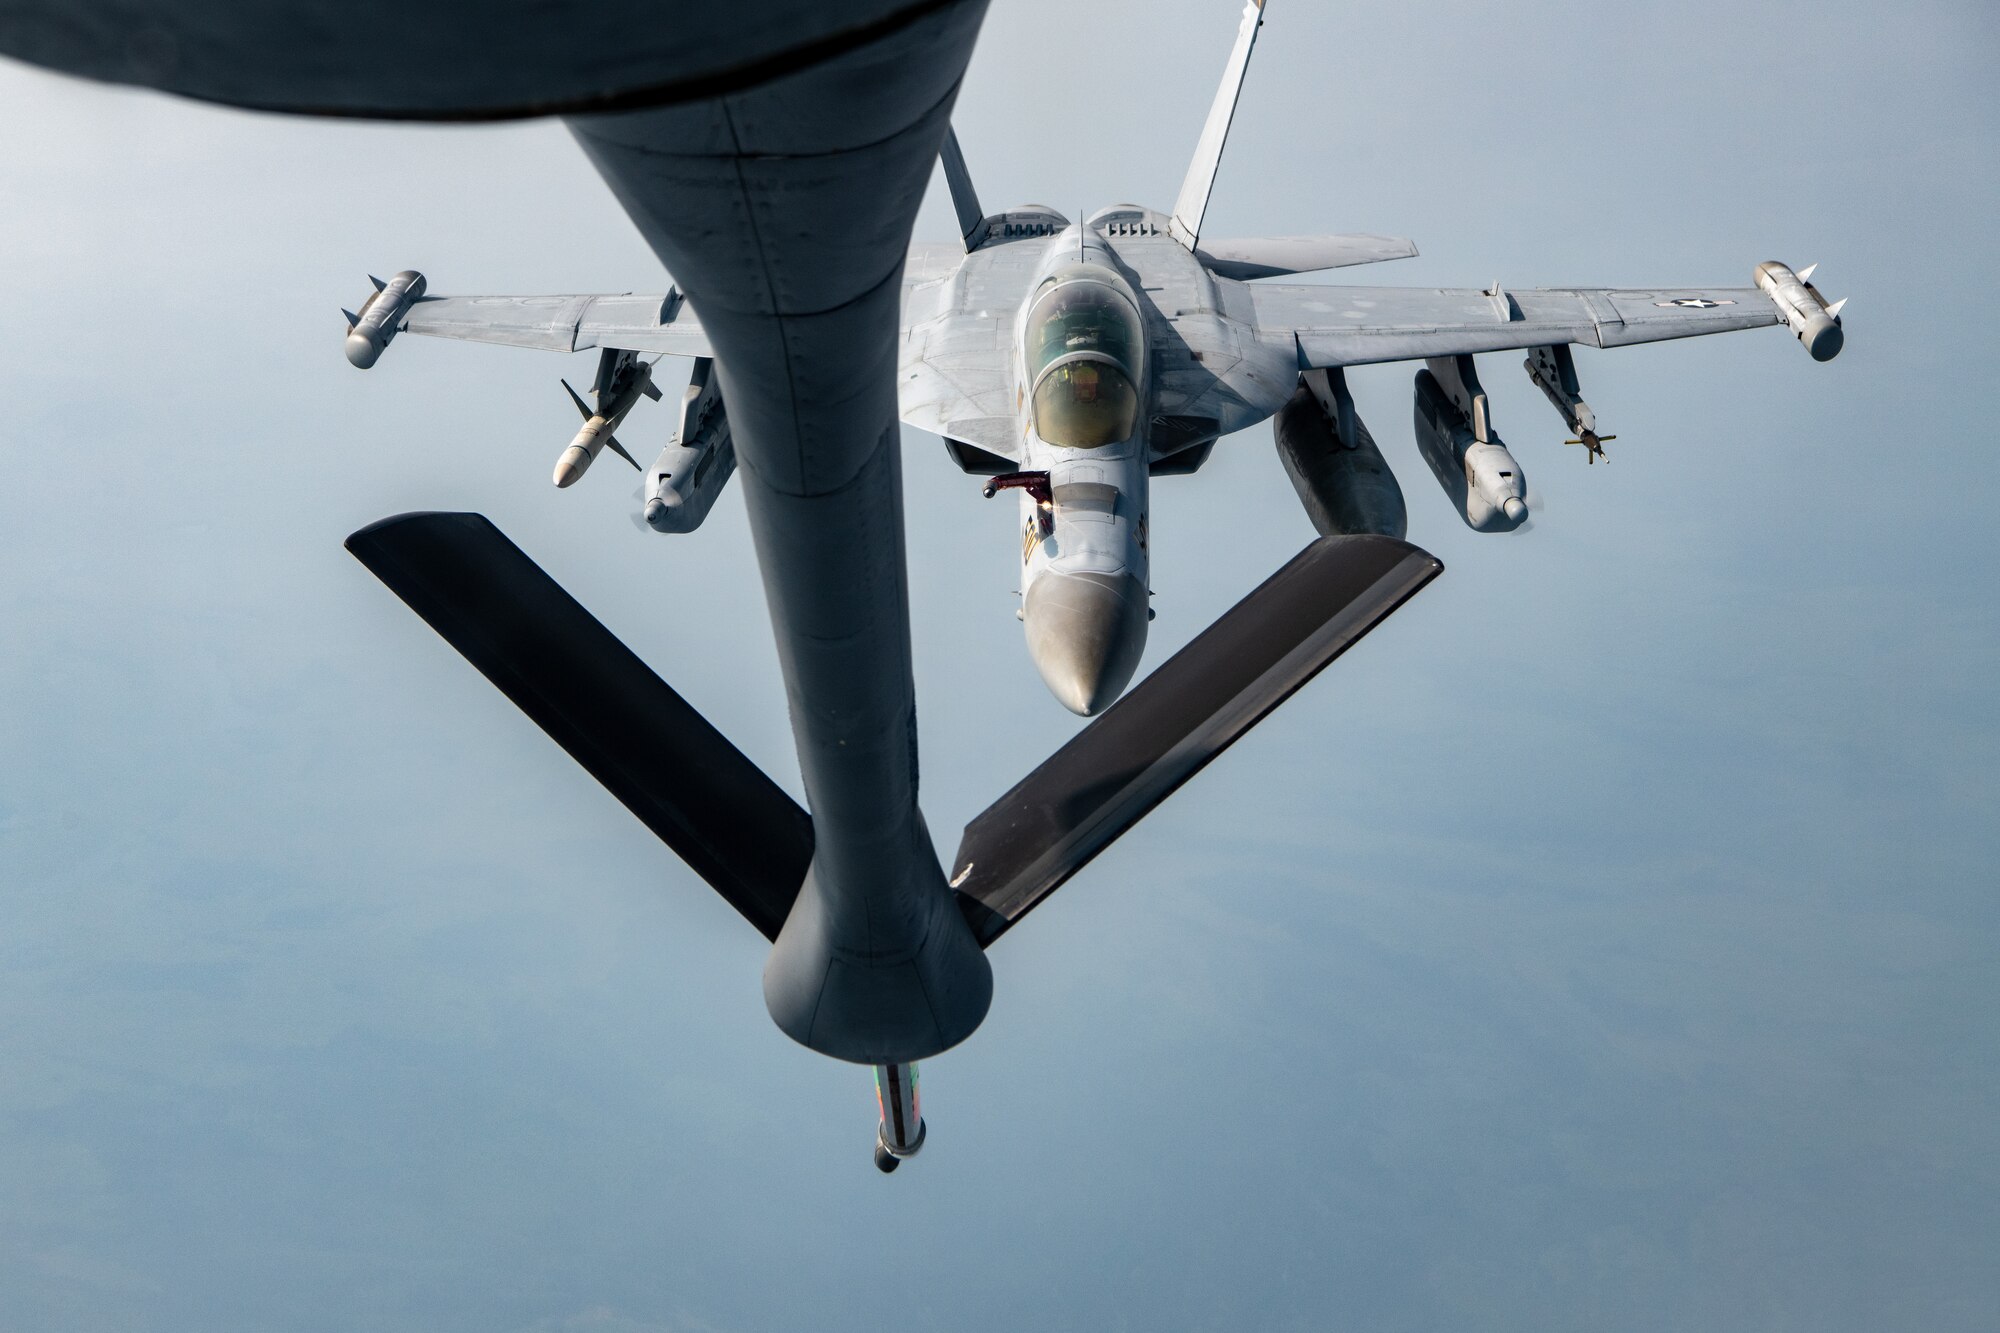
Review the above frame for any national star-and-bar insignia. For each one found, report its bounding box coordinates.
[1656,297,1734,309]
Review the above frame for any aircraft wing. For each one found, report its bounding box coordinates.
[399,293,714,358]
[1253,283,1782,369]
[389,246,973,362]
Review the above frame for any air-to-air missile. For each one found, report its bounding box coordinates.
[1755,261,1846,363]
[554,349,658,488]
[342,270,426,370]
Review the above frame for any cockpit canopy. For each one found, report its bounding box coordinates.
[1026,273,1145,448]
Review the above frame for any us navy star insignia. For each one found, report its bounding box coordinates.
[1657,297,1734,309]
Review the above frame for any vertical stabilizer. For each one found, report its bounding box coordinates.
[1168,0,1266,251]
[940,127,985,249]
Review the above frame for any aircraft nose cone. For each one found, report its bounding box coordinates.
[1023,569,1150,716]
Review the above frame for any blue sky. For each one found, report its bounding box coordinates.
[1,2,1994,1329]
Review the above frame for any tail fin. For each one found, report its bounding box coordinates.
[1168,0,1267,252]
[939,126,986,249]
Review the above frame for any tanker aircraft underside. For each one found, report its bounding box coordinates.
[330,2,1843,1167]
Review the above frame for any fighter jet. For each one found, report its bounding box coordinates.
[354,1,1843,722]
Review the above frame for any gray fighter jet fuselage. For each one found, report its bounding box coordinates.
[997,226,1159,714]
[913,203,1326,714]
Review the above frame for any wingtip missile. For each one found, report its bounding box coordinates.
[343,270,425,368]
[1754,261,1844,361]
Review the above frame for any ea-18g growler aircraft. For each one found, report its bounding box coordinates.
[335,1,1842,1168]
[352,2,1845,721]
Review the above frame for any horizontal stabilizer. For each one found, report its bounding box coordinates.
[345,512,812,940]
[1195,233,1418,280]
[951,534,1442,945]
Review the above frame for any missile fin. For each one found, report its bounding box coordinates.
[604,435,641,471]
[1797,262,1818,283]
[561,379,593,420]
[342,308,359,329]
[641,380,663,402]
[1825,296,1847,318]
[368,274,387,292]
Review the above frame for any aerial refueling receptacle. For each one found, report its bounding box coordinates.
[343,270,426,369]
[1755,261,1845,363]
[1413,354,1528,533]
[643,357,736,534]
